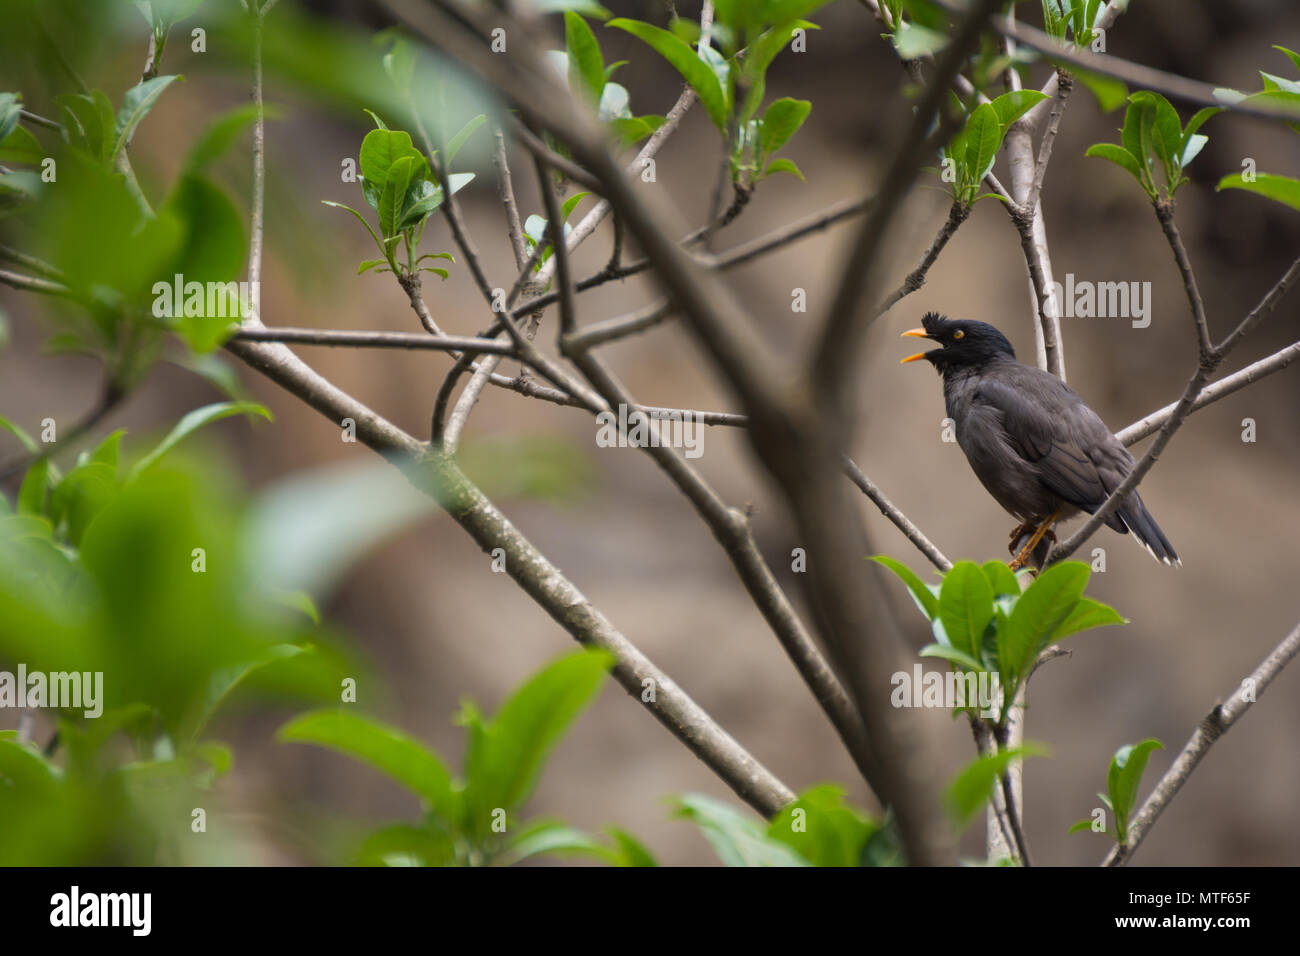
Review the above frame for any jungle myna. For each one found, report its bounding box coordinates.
[901,312,1179,569]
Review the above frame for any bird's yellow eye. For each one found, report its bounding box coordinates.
[953,330,965,340]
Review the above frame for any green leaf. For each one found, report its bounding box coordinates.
[561,191,590,221]
[446,114,486,163]
[988,90,1048,131]
[604,826,658,866]
[766,784,876,867]
[938,561,994,659]
[279,710,458,814]
[501,821,612,865]
[918,642,984,672]
[322,200,386,257]
[980,561,1021,598]
[737,20,819,121]
[0,415,38,454]
[609,115,665,148]
[1074,68,1128,112]
[17,458,51,516]
[759,97,810,158]
[1051,596,1126,640]
[0,124,44,164]
[358,259,387,274]
[396,172,474,232]
[1108,738,1163,842]
[194,644,307,742]
[1086,142,1144,181]
[89,429,125,470]
[673,793,811,866]
[870,555,940,620]
[762,157,804,180]
[607,19,728,130]
[356,824,455,867]
[947,744,1047,825]
[893,23,948,59]
[0,93,20,144]
[57,91,116,164]
[997,561,1089,687]
[565,11,606,104]
[1132,91,1182,178]
[48,460,118,546]
[127,401,272,481]
[358,128,421,193]
[378,154,415,238]
[1216,172,1300,213]
[112,75,181,163]
[964,102,1001,183]
[464,648,612,817]
[1274,45,1300,74]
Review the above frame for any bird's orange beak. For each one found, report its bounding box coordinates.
[900,327,933,364]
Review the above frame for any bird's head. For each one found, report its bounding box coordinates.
[899,312,1016,375]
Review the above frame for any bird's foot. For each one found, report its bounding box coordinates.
[1007,522,1036,548]
[1007,513,1061,571]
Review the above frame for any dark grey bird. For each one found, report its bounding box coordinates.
[901,312,1179,568]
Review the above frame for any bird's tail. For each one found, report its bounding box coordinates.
[1117,493,1180,566]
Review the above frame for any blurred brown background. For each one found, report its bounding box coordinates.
[2,0,1298,864]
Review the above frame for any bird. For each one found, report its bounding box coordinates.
[900,312,1179,570]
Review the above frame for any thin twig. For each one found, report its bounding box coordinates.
[229,327,516,353]
[842,455,952,572]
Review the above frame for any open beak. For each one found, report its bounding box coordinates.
[899,327,934,364]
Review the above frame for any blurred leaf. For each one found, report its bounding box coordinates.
[48,460,119,546]
[565,11,605,104]
[604,826,658,866]
[465,648,612,820]
[112,75,182,163]
[279,710,459,816]
[0,416,38,454]
[947,744,1047,825]
[0,124,44,164]
[445,114,486,163]
[1073,68,1128,112]
[356,823,455,866]
[127,401,271,481]
[673,793,809,866]
[241,458,439,600]
[183,103,266,175]
[193,643,308,742]
[766,784,876,866]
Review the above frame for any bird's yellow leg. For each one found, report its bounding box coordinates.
[1007,510,1061,571]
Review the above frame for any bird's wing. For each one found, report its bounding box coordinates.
[972,368,1133,528]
